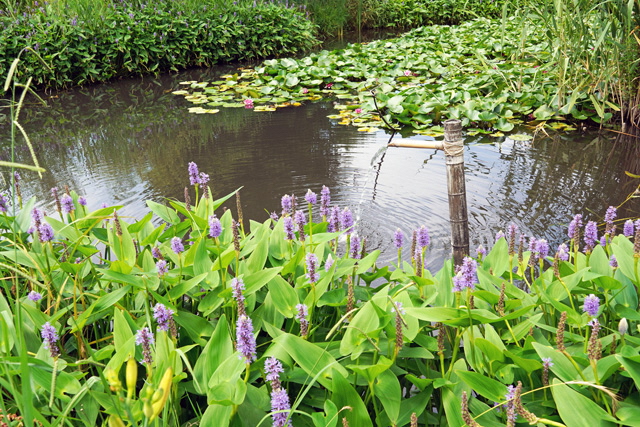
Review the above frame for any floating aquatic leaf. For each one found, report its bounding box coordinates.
[508,133,533,141]
[179,81,197,85]
[172,90,189,95]
[254,106,277,112]
[357,127,379,132]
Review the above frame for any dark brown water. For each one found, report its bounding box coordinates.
[2,66,639,269]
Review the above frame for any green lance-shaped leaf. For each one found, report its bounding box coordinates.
[193,315,233,395]
[331,370,374,427]
[373,369,402,424]
[550,379,617,427]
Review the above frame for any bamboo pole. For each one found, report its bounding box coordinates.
[387,140,444,150]
[443,119,469,265]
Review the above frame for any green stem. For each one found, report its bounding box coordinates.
[49,357,58,408]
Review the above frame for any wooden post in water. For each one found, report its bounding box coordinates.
[443,119,469,266]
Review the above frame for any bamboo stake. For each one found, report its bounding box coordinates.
[387,140,444,150]
[443,119,469,265]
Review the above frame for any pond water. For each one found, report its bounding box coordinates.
[1,65,639,270]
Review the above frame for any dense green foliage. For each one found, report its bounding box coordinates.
[0,166,639,426]
[0,0,318,89]
[174,18,586,133]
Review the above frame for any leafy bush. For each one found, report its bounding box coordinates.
[0,156,639,426]
[0,0,319,89]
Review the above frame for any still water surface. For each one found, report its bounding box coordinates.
[2,66,639,269]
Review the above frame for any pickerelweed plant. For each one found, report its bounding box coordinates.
[1,158,640,426]
[175,14,637,134]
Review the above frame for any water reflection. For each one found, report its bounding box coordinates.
[1,67,638,270]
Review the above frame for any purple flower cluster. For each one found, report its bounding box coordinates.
[604,206,617,235]
[350,235,361,259]
[264,357,292,427]
[327,206,340,233]
[294,210,306,241]
[476,244,487,258]
[324,254,334,271]
[231,278,246,309]
[0,194,9,213]
[556,243,569,261]
[153,303,174,332]
[583,221,598,252]
[305,189,317,205]
[495,230,505,242]
[623,220,634,237]
[208,215,222,238]
[320,186,330,217]
[306,253,319,283]
[171,236,184,254]
[394,229,404,249]
[187,162,209,186]
[135,327,154,365]
[31,208,54,243]
[61,193,74,214]
[78,196,87,206]
[583,294,600,317]
[452,257,478,292]
[236,315,257,363]
[28,290,42,302]
[281,194,293,215]
[340,207,354,234]
[417,226,430,248]
[296,303,309,337]
[41,322,60,358]
[156,259,168,276]
[568,214,583,243]
[283,216,295,241]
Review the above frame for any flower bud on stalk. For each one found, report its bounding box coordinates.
[146,367,173,423]
[126,356,137,401]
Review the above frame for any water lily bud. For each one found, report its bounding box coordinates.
[619,318,629,336]
[126,356,137,400]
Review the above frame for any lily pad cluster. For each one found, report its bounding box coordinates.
[175,17,617,133]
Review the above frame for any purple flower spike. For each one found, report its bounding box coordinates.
[583,294,600,317]
[324,254,334,271]
[231,278,245,305]
[296,303,309,337]
[452,257,478,292]
[306,253,319,283]
[39,223,55,243]
[153,303,174,332]
[495,230,505,242]
[394,229,404,249]
[78,196,87,206]
[283,216,295,241]
[61,194,74,214]
[28,290,42,301]
[568,214,583,241]
[281,195,293,215]
[536,239,549,259]
[340,207,354,234]
[327,206,340,233]
[605,206,616,225]
[208,215,222,238]
[265,357,284,384]
[270,388,293,427]
[610,255,618,268]
[236,315,257,363]
[41,322,60,358]
[476,245,487,258]
[171,236,184,254]
[0,194,8,213]
[623,220,634,237]
[188,162,200,185]
[584,221,598,252]
[135,327,154,365]
[294,210,306,226]
[198,172,209,185]
[417,226,430,248]
[320,186,330,217]
[305,189,317,205]
[270,211,279,221]
[156,259,168,276]
[557,243,569,261]
[350,235,361,259]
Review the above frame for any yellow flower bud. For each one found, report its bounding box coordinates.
[108,415,125,427]
[126,357,137,400]
[104,368,121,392]
[147,367,173,423]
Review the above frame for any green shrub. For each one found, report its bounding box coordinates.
[0,0,319,89]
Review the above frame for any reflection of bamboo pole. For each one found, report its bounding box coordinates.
[443,120,469,265]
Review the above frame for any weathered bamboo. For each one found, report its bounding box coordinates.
[443,119,469,265]
[387,140,444,150]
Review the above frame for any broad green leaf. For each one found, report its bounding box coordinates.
[331,370,373,427]
[456,370,506,402]
[194,315,233,395]
[373,369,401,423]
[550,379,617,427]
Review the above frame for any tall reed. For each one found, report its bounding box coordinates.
[519,0,640,127]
